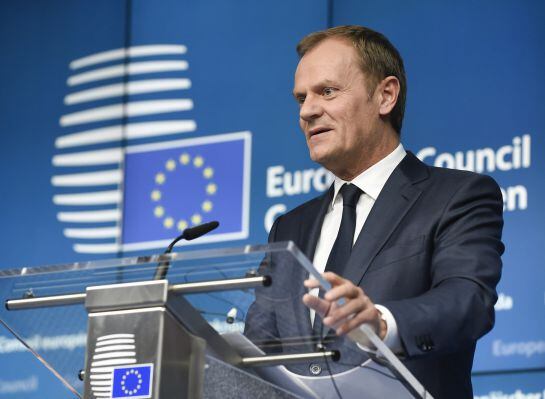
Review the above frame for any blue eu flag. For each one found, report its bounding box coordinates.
[111,364,153,398]
[122,132,251,250]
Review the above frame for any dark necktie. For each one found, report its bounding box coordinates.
[313,183,362,337]
[324,183,363,276]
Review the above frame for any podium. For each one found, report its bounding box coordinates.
[0,242,432,398]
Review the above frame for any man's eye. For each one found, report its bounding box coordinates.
[323,87,336,97]
[296,96,306,104]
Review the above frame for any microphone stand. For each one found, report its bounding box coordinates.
[153,221,219,280]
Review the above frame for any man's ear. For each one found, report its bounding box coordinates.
[377,76,400,117]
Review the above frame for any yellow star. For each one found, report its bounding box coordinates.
[163,217,174,228]
[203,167,214,179]
[202,200,213,212]
[191,213,202,225]
[177,220,188,232]
[151,190,161,201]
[165,159,176,171]
[206,183,217,195]
[179,153,190,165]
[155,173,165,185]
[193,156,204,168]
[154,206,164,218]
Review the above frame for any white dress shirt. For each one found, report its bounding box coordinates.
[311,143,406,353]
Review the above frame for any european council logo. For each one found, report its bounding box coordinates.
[111,364,153,399]
[122,132,251,251]
[52,44,252,253]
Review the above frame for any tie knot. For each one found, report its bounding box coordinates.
[339,183,362,208]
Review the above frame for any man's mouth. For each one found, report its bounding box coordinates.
[308,127,332,137]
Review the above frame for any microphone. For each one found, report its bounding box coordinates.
[153,221,219,280]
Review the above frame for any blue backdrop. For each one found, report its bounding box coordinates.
[0,0,543,397]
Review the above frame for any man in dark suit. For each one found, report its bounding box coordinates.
[245,26,503,398]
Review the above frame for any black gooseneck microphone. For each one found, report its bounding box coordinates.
[153,220,219,280]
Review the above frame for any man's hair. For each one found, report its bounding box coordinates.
[297,25,407,135]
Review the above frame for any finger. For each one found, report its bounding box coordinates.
[324,283,362,301]
[322,272,370,298]
[305,273,345,290]
[302,293,330,317]
[336,308,379,336]
[304,278,321,289]
[323,296,370,326]
[322,272,346,285]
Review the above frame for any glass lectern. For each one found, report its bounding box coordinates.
[0,242,431,399]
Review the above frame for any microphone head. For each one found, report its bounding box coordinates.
[183,221,219,241]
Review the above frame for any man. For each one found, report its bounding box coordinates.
[245,26,503,398]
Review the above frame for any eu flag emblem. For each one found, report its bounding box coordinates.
[111,364,153,398]
[122,132,251,251]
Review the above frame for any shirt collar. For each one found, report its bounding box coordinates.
[331,143,407,207]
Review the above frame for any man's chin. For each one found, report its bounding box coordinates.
[309,151,335,169]
[308,149,324,163]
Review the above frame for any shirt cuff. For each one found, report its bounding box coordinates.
[375,304,402,354]
[356,304,403,355]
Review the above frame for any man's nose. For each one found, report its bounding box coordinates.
[299,96,323,122]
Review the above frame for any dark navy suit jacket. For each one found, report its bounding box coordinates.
[245,152,504,399]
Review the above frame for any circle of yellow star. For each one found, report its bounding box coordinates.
[191,213,202,225]
[155,173,165,185]
[166,159,176,171]
[179,153,190,165]
[163,217,174,228]
[154,206,165,218]
[151,190,161,201]
[203,167,214,179]
[202,200,213,212]
[177,220,188,232]
[151,153,219,231]
[193,156,204,168]
[206,183,217,195]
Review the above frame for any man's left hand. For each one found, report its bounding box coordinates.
[303,272,387,339]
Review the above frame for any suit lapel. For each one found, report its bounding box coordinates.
[298,185,334,261]
[293,186,333,342]
[343,152,429,286]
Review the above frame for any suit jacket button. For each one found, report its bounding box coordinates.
[419,343,432,352]
[309,363,322,375]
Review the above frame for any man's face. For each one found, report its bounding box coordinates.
[293,38,386,177]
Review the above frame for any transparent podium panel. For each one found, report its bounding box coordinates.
[0,242,427,399]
